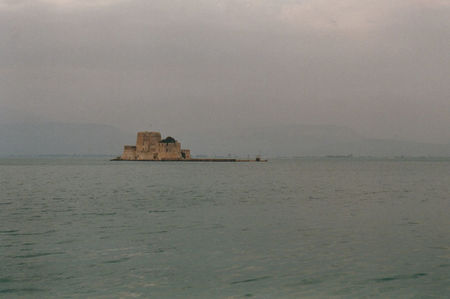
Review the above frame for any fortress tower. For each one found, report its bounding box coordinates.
[136,131,161,153]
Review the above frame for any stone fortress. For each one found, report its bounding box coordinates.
[116,131,266,162]
[120,131,191,161]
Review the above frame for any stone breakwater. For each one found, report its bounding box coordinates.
[111,158,267,162]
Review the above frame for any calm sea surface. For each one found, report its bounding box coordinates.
[1,158,449,298]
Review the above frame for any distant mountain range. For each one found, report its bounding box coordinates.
[180,125,450,157]
[0,122,133,156]
[1,122,449,157]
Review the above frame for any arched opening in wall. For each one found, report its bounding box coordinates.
[181,152,186,159]
[153,153,158,160]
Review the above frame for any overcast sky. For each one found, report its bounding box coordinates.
[1,0,449,143]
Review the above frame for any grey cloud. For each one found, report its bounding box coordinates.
[0,0,449,145]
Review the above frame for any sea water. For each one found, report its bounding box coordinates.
[1,158,449,298]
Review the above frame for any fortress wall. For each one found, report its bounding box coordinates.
[136,152,158,160]
[158,142,181,160]
[121,145,137,160]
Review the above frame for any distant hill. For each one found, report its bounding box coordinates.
[0,122,133,156]
[1,122,449,157]
[177,124,450,157]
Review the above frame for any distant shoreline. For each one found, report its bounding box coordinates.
[1,155,450,161]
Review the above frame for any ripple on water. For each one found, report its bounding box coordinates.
[230,276,271,285]
[11,252,65,259]
[0,288,47,294]
[0,277,13,283]
[373,273,427,282]
[103,257,131,264]
[55,239,75,245]
[285,278,323,287]
[139,230,168,235]
[9,229,56,236]
[0,230,19,234]
[81,212,117,216]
